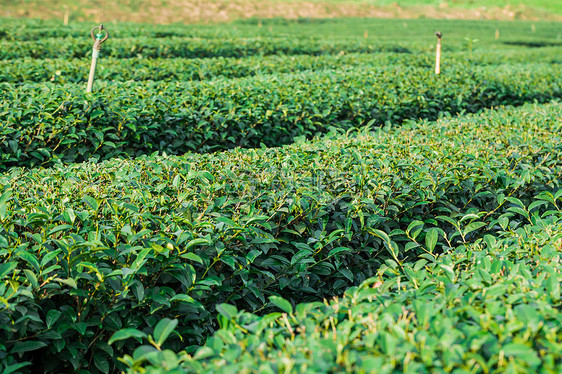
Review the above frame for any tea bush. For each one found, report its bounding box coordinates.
[0,102,561,372]
[1,47,560,84]
[0,36,413,60]
[136,207,562,373]
[1,63,560,169]
[1,15,562,374]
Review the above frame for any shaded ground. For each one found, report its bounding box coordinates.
[1,0,561,24]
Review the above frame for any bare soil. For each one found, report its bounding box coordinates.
[2,0,561,24]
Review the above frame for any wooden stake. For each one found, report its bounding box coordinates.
[64,9,69,25]
[495,29,500,40]
[364,30,368,39]
[435,32,442,75]
[86,25,109,93]
[87,49,99,93]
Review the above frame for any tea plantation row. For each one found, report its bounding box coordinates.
[1,102,561,373]
[0,36,414,60]
[1,63,561,169]
[132,210,562,373]
[2,17,560,47]
[2,15,561,61]
[1,47,561,84]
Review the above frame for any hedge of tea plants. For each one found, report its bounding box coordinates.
[1,63,561,169]
[0,53,428,84]
[0,102,561,373]
[0,36,415,60]
[2,17,561,48]
[1,47,561,84]
[133,209,562,373]
[1,14,562,374]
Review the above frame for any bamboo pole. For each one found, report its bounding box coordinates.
[86,24,109,93]
[63,8,69,25]
[86,49,99,93]
[435,32,442,75]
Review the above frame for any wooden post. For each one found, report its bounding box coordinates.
[435,32,442,75]
[495,29,500,40]
[87,49,99,93]
[86,25,109,93]
[63,7,69,25]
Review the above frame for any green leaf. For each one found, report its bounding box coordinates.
[216,303,238,319]
[18,251,40,273]
[193,346,215,360]
[328,247,351,257]
[498,216,510,230]
[170,294,203,308]
[502,343,540,367]
[0,190,11,220]
[0,262,17,279]
[528,200,548,212]
[0,189,12,205]
[131,247,151,270]
[339,268,354,282]
[47,224,73,236]
[172,174,182,189]
[55,277,77,289]
[425,228,438,253]
[459,213,480,223]
[153,318,178,347]
[216,217,238,228]
[291,249,313,265]
[439,264,455,282]
[11,341,48,354]
[462,221,486,237]
[406,220,424,239]
[2,362,32,374]
[483,234,496,249]
[180,252,204,264]
[82,195,99,211]
[133,345,158,361]
[93,352,110,374]
[506,197,525,208]
[405,242,420,252]
[546,276,560,302]
[507,206,529,218]
[46,310,62,329]
[436,215,458,227]
[63,208,76,224]
[368,228,391,243]
[23,269,38,288]
[108,328,147,345]
[186,238,211,249]
[269,295,293,314]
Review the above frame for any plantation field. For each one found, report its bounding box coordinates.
[1,15,562,374]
